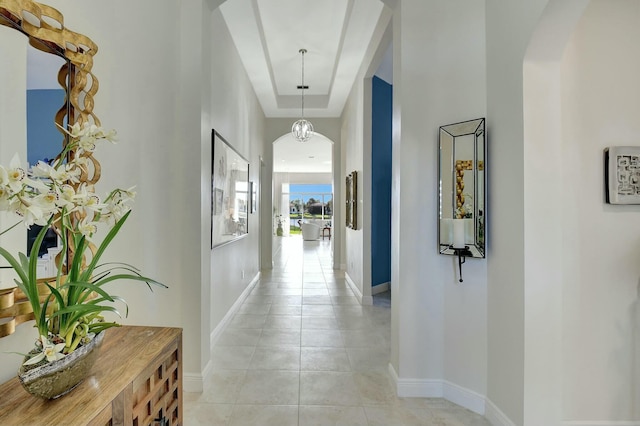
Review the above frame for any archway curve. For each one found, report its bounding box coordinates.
[272,131,334,174]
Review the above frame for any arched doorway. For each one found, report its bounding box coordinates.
[272,132,334,247]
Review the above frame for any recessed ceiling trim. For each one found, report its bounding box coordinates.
[219,0,388,118]
[251,0,279,99]
[324,0,355,105]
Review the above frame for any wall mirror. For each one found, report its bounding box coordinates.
[1,11,70,267]
[0,0,99,337]
[438,118,485,258]
[0,1,100,137]
[0,12,69,159]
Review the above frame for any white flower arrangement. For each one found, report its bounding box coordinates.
[0,123,164,367]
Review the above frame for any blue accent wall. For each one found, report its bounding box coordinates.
[371,76,392,287]
[27,89,65,165]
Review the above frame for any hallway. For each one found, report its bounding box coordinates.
[185,237,490,425]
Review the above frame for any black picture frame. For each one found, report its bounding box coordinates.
[605,146,640,204]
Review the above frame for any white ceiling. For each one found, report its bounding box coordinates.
[273,133,333,174]
[219,0,387,118]
[219,0,390,173]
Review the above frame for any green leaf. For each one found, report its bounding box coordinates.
[87,322,120,334]
[48,303,122,320]
[61,281,116,303]
[28,219,53,292]
[18,252,29,274]
[94,262,142,273]
[92,273,167,291]
[79,211,131,282]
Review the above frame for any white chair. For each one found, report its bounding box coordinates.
[300,222,321,240]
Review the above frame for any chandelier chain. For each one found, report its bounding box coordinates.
[292,48,313,142]
[300,48,306,118]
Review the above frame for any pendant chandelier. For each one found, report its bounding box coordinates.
[291,48,314,142]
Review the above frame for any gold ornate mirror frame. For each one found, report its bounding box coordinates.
[0,0,100,337]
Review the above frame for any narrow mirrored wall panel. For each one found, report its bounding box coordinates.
[438,118,486,258]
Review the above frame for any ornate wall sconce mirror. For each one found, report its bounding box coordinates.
[438,118,486,280]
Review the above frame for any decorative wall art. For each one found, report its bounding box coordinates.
[605,146,640,204]
[211,130,249,248]
[213,188,223,215]
[250,181,257,214]
[346,171,358,229]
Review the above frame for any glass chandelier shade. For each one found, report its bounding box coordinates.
[292,49,314,142]
[291,119,314,142]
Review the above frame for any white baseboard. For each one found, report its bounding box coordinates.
[183,272,261,393]
[183,361,210,393]
[563,422,640,426]
[388,363,443,397]
[388,363,491,418]
[484,399,516,426]
[372,281,390,295]
[210,271,261,350]
[443,381,485,415]
[345,272,372,305]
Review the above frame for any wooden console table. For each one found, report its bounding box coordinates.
[0,326,182,426]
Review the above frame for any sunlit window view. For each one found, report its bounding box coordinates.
[286,184,332,235]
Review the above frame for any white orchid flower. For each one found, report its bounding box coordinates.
[31,161,79,184]
[101,199,130,224]
[56,164,82,184]
[32,192,59,215]
[71,122,118,149]
[77,136,97,153]
[0,166,9,187]
[0,186,12,210]
[6,154,26,192]
[56,184,76,209]
[16,202,47,228]
[23,335,66,366]
[78,217,98,239]
[122,186,136,200]
[31,161,54,179]
[100,128,118,143]
[73,185,105,214]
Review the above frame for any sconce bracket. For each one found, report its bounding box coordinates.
[452,246,472,282]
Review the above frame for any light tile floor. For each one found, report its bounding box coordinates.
[185,237,491,426]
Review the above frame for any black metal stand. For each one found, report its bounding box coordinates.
[452,246,472,282]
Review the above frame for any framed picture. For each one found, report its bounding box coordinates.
[213,188,223,215]
[605,146,640,204]
[211,130,250,248]
[346,171,357,229]
[250,181,257,214]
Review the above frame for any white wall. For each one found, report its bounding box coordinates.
[485,0,551,423]
[0,0,266,391]
[207,5,265,342]
[341,78,366,299]
[486,1,640,425]
[339,1,393,305]
[384,0,488,411]
[560,1,640,421]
